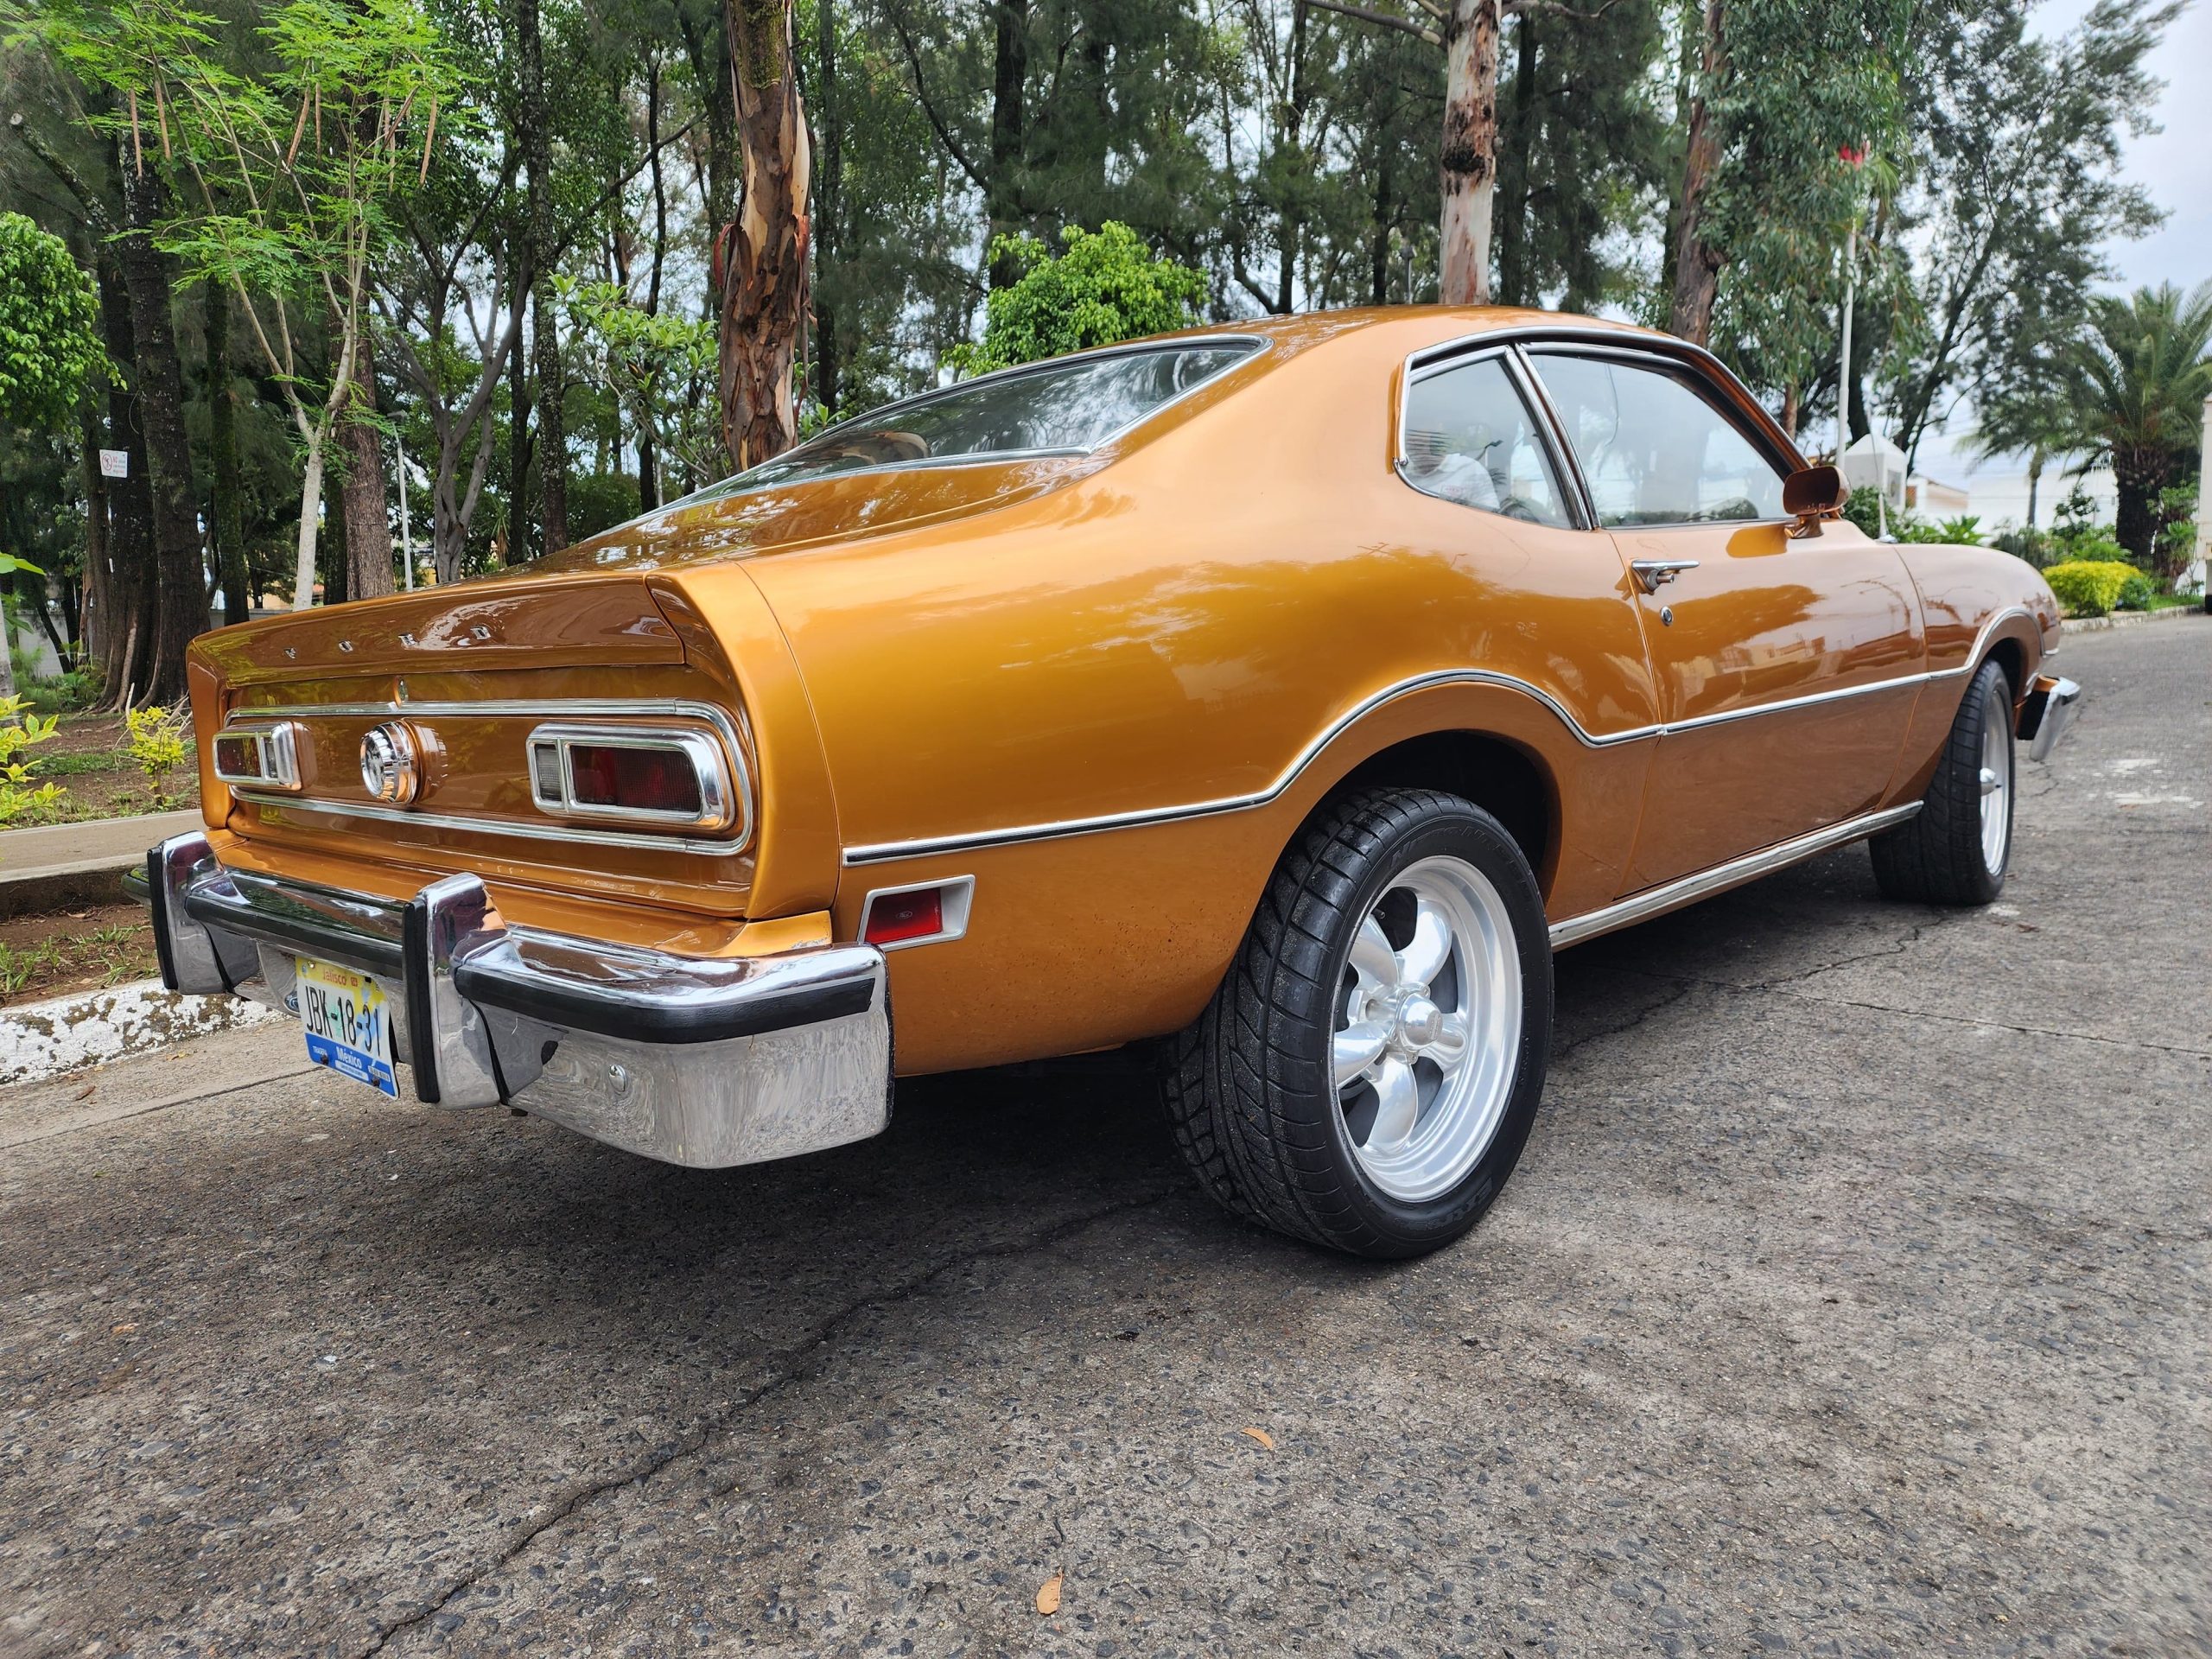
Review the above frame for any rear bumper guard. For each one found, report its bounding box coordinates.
[138,833,891,1169]
[2016,674,2082,763]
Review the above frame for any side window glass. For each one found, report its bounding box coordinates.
[1400,357,1573,529]
[1530,353,1786,527]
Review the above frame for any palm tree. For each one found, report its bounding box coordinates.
[2056,282,2212,569]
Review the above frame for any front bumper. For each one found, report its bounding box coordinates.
[135,833,891,1168]
[2017,673,2082,763]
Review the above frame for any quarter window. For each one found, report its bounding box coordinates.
[1529,353,1786,527]
[1399,356,1572,528]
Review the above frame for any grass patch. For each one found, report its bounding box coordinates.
[0,906,159,1006]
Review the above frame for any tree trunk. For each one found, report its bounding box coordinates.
[1780,380,1799,441]
[517,0,568,555]
[986,0,1027,289]
[1493,12,1537,308]
[1667,0,1724,345]
[90,254,155,709]
[205,283,252,629]
[1439,0,1500,307]
[813,0,842,416]
[506,285,534,564]
[334,322,397,601]
[293,439,327,611]
[644,56,671,500]
[718,0,813,470]
[2025,448,2043,533]
[2113,448,2164,564]
[79,408,108,671]
[1370,158,1392,307]
[115,147,205,704]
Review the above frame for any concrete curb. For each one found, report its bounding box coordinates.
[0,978,281,1089]
[2061,605,2206,634]
[0,808,201,920]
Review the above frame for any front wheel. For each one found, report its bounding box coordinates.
[1870,657,2015,906]
[1160,789,1554,1259]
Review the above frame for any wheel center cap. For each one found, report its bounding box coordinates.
[1398,995,1443,1046]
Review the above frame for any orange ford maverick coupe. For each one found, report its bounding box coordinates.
[137,308,2081,1258]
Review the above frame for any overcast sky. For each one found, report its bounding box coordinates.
[1916,0,2210,481]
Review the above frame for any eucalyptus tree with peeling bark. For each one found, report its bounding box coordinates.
[717,0,810,468]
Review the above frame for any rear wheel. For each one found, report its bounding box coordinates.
[1870,658,2015,906]
[1160,788,1552,1258]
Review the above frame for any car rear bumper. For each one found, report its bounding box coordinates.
[133,833,891,1169]
[2017,674,2082,763]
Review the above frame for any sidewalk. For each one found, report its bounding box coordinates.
[0,809,200,917]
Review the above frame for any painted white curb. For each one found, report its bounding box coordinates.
[1,978,281,1089]
[2062,605,2205,634]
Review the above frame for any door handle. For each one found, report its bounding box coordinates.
[1630,558,1700,594]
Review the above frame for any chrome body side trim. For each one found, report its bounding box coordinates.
[841,668,1664,867]
[839,619,2028,866]
[1546,803,1924,950]
[133,834,893,1170]
[227,697,755,857]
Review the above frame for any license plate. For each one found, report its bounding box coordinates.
[296,957,398,1098]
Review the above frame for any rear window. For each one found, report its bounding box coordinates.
[715,341,1261,493]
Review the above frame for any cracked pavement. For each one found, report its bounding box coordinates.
[3,618,2207,1658]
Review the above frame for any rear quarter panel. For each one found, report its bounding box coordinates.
[728,316,1662,1073]
[1885,543,2059,806]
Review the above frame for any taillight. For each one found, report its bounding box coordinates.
[211,721,302,791]
[525,725,734,831]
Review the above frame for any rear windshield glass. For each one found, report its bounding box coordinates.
[716,342,1261,492]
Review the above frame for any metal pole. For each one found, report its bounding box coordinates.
[2193,393,2212,595]
[397,435,415,591]
[1837,218,1856,469]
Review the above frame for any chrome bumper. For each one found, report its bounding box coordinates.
[137,833,891,1169]
[2017,674,2082,763]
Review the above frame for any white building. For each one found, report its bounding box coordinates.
[1964,465,2120,534]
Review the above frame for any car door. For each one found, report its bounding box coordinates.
[1524,346,1924,892]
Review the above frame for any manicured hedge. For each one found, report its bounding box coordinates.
[2044,559,2144,618]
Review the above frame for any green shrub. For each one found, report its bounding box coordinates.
[0,693,64,830]
[2043,559,2141,617]
[124,702,191,808]
[950,221,1207,377]
[2115,571,2157,611]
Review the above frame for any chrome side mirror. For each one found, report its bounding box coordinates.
[1783,463,1848,539]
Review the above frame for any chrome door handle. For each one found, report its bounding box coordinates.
[1630,558,1700,594]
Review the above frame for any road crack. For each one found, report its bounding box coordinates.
[353,1184,1184,1656]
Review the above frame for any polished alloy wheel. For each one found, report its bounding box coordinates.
[1978,683,2012,875]
[1332,855,1522,1203]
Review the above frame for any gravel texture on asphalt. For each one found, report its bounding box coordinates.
[2,619,2206,1658]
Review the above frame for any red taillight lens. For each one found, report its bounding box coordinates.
[864,887,944,946]
[564,743,704,817]
[213,734,264,779]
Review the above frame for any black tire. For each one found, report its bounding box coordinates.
[1870,657,2015,906]
[1159,788,1553,1259]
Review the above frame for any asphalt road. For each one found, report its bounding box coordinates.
[4,618,2207,1659]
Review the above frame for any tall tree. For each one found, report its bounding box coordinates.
[514,0,568,554]
[1882,0,2172,470]
[1663,0,1910,348]
[2056,283,2212,566]
[717,0,810,467]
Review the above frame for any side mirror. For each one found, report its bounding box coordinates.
[1783,464,1848,538]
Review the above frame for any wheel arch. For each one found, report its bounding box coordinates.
[1314,729,1561,897]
